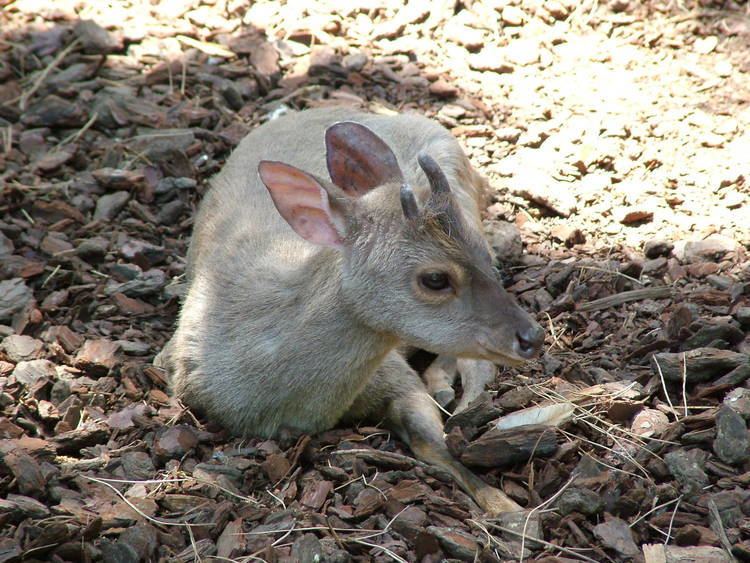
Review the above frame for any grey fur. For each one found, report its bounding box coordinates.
[159,107,543,514]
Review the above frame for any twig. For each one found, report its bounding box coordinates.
[558,429,646,480]
[20,208,35,224]
[630,496,682,527]
[271,522,295,546]
[520,473,578,562]
[176,35,235,58]
[243,525,382,537]
[185,522,201,562]
[469,519,513,558]
[265,489,286,509]
[352,539,408,563]
[482,522,599,563]
[242,507,411,560]
[373,505,410,538]
[575,265,644,286]
[329,448,427,469]
[19,39,81,110]
[663,496,681,545]
[575,414,661,469]
[472,518,497,553]
[12,543,59,559]
[426,392,452,417]
[90,269,111,279]
[82,475,259,505]
[544,311,566,352]
[56,111,99,148]
[81,475,214,527]
[1,126,11,156]
[708,498,736,558]
[42,265,61,288]
[168,58,174,95]
[181,57,187,95]
[362,472,388,501]
[529,384,670,467]
[326,519,347,553]
[652,356,678,419]
[681,353,688,417]
[577,287,671,312]
[648,522,671,540]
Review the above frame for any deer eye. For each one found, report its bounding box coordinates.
[418,271,452,292]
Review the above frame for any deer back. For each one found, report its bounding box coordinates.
[185,108,489,284]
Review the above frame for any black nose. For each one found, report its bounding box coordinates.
[515,324,544,358]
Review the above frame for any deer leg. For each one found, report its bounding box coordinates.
[344,352,522,515]
[455,359,497,413]
[422,355,458,408]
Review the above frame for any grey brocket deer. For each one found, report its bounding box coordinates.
[157,107,544,514]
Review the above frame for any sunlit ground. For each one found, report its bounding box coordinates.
[2,0,748,256]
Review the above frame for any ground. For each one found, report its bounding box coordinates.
[1,0,750,561]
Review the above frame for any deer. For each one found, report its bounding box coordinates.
[156,107,545,515]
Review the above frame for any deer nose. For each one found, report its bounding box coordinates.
[514,324,544,359]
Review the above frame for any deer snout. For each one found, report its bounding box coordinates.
[513,323,545,359]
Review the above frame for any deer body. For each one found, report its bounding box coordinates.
[161,107,544,514]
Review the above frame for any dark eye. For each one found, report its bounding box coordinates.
[419,272,452,292]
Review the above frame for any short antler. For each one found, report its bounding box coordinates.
[400,184,419,219]
[418,153,451,196]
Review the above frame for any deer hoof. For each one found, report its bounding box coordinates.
[474,487,523,516]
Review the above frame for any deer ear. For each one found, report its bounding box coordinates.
[325,121,404,196]
[258,161,346,248]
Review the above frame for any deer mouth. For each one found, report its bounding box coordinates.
[474,345,526,367]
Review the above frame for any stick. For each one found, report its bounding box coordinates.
[19,39,81,110]
[653,356,678,419]
[663,496,681,545]
[708,498,736,558]
[56,111,99,148]
[681,353,688,417]
[577,287,672,312]
[481,521,600,563]
[81,475,214,528]
[519,473,578,562]
[329,448,426,469]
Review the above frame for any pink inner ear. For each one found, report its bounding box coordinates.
[291,208,342,246]
[258,161,345,248]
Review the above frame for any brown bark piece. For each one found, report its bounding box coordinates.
[652,348,749,383]
[75,339,120,376]
[460,424,558,468]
